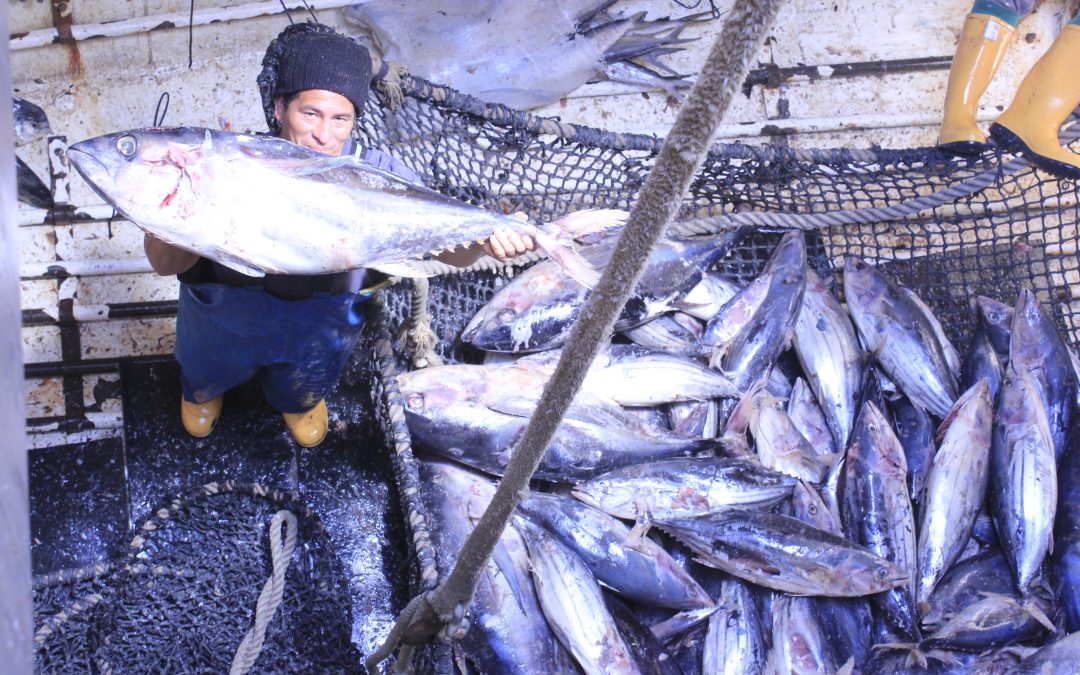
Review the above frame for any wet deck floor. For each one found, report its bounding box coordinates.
[29,355,410,659]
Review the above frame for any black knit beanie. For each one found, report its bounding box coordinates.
[271,25,372,116]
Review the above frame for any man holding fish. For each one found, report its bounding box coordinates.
[144,24,536,447]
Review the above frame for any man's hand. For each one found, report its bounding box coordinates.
[483,219,536,263]
[436,212,537,268]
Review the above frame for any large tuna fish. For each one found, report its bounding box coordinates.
[399,363,711,481]
[462,230,746,353]
[701,578,767,675]
[1009,288,1077,458]
[657,508,908,596]
[67,127,622,281]
[914,380,994,612]
[516,491,713,610]
[516,516,644,675]
[991,362,1058,591]
[792,267,864,449]
[843,256,958,418]
[841,401,920,639]
[571,456,798,521]
[707,230,807,393]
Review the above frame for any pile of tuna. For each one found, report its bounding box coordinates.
[398,228,1080,673]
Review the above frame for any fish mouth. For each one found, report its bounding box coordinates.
[460,311,485,343]
[66,144,108,180]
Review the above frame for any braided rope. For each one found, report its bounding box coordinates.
[397,277,443,368]
[229,510,299,675]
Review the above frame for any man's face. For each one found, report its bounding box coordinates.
[274,89,356,156]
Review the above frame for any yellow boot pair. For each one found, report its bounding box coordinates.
[939,15,1080,179]
[181,396,327,447]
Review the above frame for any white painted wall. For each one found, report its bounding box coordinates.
[11,0,1079,445]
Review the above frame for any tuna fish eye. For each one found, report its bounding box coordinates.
[497,308,516,323]
[116,135,139,159]
[405,393,424,411]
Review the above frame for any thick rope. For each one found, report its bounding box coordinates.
[398,277,443,368]
[364,0,786,670]
[229,510,298,675]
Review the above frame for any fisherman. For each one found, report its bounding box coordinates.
[144,23,535,447]
[937,1,1080,178]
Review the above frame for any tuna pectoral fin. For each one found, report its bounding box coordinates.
[872,643,926,670]
[535,232,600,289]
[549,208,629,240]
[212,253,267,278]
[624,498,655,550]
[835,656,855,675]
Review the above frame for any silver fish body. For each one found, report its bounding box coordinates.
[420,460,573,673]
[792,267,864,448]
[890,394,937,504]
[517,492,713,609]
[658,507,908,596]
[746,384,833,483]
[843,256,958,417]
[841,401,919,639]
[702,578,767,675]
[517,343,738,406]
[990,363,1058,590]
[915,380,994,612]
[771,595,842,675]
[787,377,837,458]
[571,457,798,521]
[399,363,711,481]
[679,272,743,321]
[1009,288,1077,458]
[463,232,745,353]
[516,516,643,675]
[621,312,709,358]
[710,231,807,392]
[921,592,1054,653]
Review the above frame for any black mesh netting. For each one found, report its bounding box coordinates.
[358,76,1080,363]
[34,483,364,674]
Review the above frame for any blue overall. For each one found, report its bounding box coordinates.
[973,0,1080,25]
[176,143,420,413]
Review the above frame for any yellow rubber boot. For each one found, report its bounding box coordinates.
[991,24,1080,179]
[938,13,1016,154]
[181,395,223,438]
[282,399,328,448]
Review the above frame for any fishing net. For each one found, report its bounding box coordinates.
[33,482,366,674]
[358,75,1080,363]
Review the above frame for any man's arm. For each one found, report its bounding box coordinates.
[144,234,200,276]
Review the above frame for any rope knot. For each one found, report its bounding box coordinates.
[437,602,470,642]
